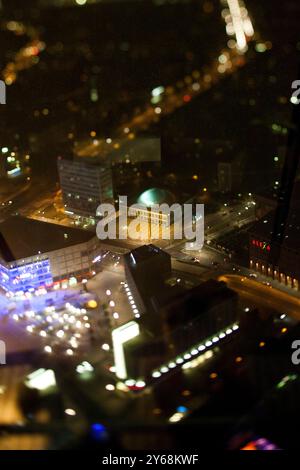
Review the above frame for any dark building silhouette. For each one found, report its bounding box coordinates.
[124,244,173,314]
[249,72,300,289]
[123,278,238,381]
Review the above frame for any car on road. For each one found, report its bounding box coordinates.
[262,281,272,288]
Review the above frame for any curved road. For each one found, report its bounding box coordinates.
[219,274,300,319]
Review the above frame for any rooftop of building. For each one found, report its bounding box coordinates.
[57,156,110,171]
[157,279,237,317]
[124,244,170,266]
[124,279,237,369]
[137,187,176,208]
[0,216,95,262]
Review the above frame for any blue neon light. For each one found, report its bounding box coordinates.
[176,406,188,413]
[90,423,108,442]
[0,259,53,293]
[0,264,10,290]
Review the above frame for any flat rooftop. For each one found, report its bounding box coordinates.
[125,244,168,265]
[0,216,95,262]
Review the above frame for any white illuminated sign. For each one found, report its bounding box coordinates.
[112,321,140,379]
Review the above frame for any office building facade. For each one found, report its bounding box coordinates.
[58,157,114,218]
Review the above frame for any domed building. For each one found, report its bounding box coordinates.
[137,188,176,208]
[129,187,179,230]
[119,187,180,242]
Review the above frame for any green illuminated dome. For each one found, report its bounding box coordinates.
[137,188,175,207]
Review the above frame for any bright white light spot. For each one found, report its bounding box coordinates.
[291,96,300,105]
[176,357,184,364]
[26,369,56,391]
[168,362,176,368]
[152,371,161,378]
[105,384,115,391]
[135,380,146,388]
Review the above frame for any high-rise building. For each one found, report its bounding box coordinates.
[58,157,114,219]
[250,69,300,290]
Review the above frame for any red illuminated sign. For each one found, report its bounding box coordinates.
[251,239,271,251]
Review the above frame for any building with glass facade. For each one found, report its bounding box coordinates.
[0,216,99,294]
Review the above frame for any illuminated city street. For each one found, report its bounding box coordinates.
[0,0,299,461]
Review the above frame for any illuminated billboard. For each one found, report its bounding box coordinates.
[251,239,271,252]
